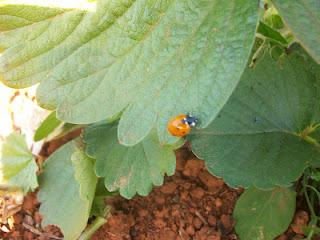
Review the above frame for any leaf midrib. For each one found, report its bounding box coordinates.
[4,1,135,76]
[56,1,220,110]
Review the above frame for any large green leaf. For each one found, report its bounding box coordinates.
[0,132,38,193]
[84,122,181,199]
[234,187,296,240]
[190,45,320,189]
[272,0,320,63]
[0,0,259,146]
[38,139,97,240]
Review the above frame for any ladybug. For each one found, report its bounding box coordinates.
[167,114,198,137]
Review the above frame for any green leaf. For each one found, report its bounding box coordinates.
[0,132,38,193]
[34,111,62,141]
[263,10,284,30]
[0,2,69,32]
[303,225,320,236]
[90,197,109,217]
[0,0,259,146]
[257,21,287,45]
[272,0,320,63]
[94,178,117,197]
[90,179,115,217]
[84,122,180,199]
[311,170,320,182]
[190,45,320,189]
[234,187,296,240]
[38,139,97,240]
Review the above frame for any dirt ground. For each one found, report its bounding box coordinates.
[0,133,316,240]
[92,147,239,240]
[91,146,313,240]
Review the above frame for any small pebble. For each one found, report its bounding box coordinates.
[208,215,217,226]
[215,198,223,208]
[193,217,203,229]
[190,187,205,199]
[138,209,149,218]
[207,231,222,240]
[153,218,166,228]
[291,210,309,235]
[160,182,177,194]
[220,214,235,233]
[186,225,195,236]
[182,159,204,177]
[23,231,33,240]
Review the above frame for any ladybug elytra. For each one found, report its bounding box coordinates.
[167,114,198,137]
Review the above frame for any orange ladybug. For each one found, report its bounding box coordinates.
[167,114,198,137]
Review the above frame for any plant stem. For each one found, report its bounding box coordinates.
[79,217,107,240]
[303,174,316,218]
[302,171,320,240]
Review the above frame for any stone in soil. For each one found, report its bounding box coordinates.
[291,210,309,235]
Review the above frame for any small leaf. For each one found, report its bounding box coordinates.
[0,132,38,193]
[190,45,320,188]
[311,170,320,182]
[272,0,320,63]
[38,139,97,240]
[34,111,62,141]
[264,10,284,30]
[0,1,259,146]
[257,21,288,45]
[234,187,296,240]
[84,122,180,199]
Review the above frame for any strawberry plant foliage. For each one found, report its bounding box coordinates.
[84,122,182,199]
[0,0,259,146]
[234,187,296,240]
[190,45,320,189]
[0,3,69,31]
[39,139,97,240]
[0,132,38,193]
[34,111,62,141]
[272,0,320,64]
[1,1,320,239]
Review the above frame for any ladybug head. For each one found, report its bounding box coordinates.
[182,114,198,127]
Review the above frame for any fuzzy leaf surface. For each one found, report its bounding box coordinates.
[234,187,296,240]
[190,45,320,188]
[272,0,320,63]
[0,2,69,32]
[38,139,97,240]
[0,0,259,146]
[84,122,180,199]
[0,132,38,193]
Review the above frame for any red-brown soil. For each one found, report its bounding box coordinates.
[0,136,317,240]
[92,148,239,240]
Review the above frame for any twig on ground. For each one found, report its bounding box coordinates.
[22,223,63,240]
